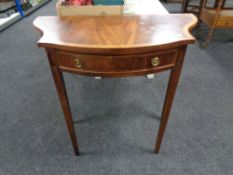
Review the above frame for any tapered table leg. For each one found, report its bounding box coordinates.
[155,46,187,153]
[46,49,79,155]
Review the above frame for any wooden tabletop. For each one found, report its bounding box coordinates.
[33,14,197,55]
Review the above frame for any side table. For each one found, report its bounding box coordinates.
[34,14,197,155]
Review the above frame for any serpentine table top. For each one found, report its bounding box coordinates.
[34,14,197,55]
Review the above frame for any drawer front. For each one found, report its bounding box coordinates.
[56,50,177,75]
[216,19,233,27]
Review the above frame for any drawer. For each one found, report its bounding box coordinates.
[56,50,177,75]
[216,19,233,27]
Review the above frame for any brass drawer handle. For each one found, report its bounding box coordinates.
[151,57,160,67]
[74,58,82,68]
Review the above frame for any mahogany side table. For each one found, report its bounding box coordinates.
[33,14,197,155]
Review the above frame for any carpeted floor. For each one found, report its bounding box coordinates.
[0,1,233,175]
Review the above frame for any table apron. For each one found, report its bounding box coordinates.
[56,49,178,77]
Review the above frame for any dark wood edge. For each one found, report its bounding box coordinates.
[59,64,175,77]
[37,41,195,55]
[57,48,177,57]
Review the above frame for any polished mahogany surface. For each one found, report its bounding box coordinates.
[33,14,197,54]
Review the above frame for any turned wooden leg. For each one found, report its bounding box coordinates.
[155,46,187,153]
[46,49,79,155]
[198,0,205,17]
[202,28,214,48]
[181,0,189,13]
[195,20,202,39]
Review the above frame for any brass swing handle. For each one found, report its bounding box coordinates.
[74,58,82,68]
[151,57,160,67]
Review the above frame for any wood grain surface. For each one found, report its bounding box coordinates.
[33,14,197,54]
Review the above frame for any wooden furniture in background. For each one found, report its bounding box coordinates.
[197,0,233,47]
[181,0,204,18]
[33,14,197,155]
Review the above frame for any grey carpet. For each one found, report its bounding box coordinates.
[0,1,233,175]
